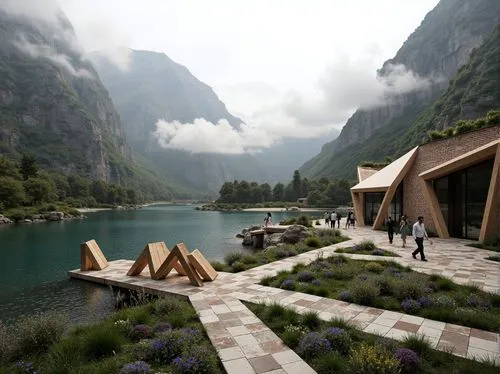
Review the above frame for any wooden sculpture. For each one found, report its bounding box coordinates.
[127,242,185,276]
[187,249,218,281]
[153,243,203,286]
[80,240,108,271]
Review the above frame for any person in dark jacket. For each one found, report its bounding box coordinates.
[386,216,395,244]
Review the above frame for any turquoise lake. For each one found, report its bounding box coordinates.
[0,205,314,324]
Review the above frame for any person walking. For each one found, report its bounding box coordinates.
[336,211,341,229]
[350,212,356,229]
[399,215,410,248]
[412,216,432,261]
[345,211,351,229]
[324,211,330,227]
[386,216,395,244]
[330,211,337,228]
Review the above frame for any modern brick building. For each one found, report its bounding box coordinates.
[351,125,500,241]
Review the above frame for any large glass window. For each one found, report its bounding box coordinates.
[364,192,385,225]
[433,158,493,239]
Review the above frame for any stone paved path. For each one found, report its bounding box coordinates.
[70,227,500,373]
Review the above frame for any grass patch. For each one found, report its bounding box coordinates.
[336,241,400,257]
[260,256,500,332]
[0,295,223,374]
[247,302,498,374]
[467,238,500,253]
[485,255,500,262]
[212,230,349,273]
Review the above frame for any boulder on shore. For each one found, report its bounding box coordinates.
[265,233,283,247]
[242,232,254,246]
[282,224,311,244]
[0,215,12,224]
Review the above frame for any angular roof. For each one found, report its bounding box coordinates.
[357,166,379,182]
[351,147,418,192]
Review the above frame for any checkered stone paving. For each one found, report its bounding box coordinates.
[69,226,500,372]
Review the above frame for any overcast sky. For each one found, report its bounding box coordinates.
[2,0,441,153]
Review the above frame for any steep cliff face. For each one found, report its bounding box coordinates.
[301,0,500,180]
[92,50,272,194]
[398,23,500,150]
[0,9,131,183]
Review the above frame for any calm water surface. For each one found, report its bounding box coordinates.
[0,205,312,324]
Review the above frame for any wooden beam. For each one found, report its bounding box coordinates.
[373,149,418,230]
[480,143,500,241]
[127,242,185,277]
[188,249,218,281]
[80,240,108,271]
[153,243,203,287]
[351,191,365,227]
[420,179,449,238]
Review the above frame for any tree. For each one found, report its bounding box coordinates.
[260,183,272,202]
[292,170,302,200]
[67,175,90,198]
[0,176,26,208]
[272,183,285,201]
[91,180,109,203]
[20,154,38,180]
[24,177,57,205]
[307,190,322,206]
[234,181,251,203]
[218,182,235,203]
[0,156,21,179]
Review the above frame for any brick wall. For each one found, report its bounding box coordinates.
[402,125,500,235]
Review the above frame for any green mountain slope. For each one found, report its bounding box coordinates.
[300,0,500,180]
[91,50,272,194]
[397,23,500,151]
[0,9,190,200]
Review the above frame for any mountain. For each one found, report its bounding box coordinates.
[301,0,500,180]
[0,8,187,199]
[397,23,500,150]
[91,49,272,195]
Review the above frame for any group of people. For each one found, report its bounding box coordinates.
[324,211,356,229]
[386,214,432,262]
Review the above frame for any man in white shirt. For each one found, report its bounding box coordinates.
[330,211,337,228]
[412,216,432,261]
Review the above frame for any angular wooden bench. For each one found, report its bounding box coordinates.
[127,242,186,277]
[80,239,108,271]
[153,243,203,286]
[188,249,218,281]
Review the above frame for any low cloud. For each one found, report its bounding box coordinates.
[14,35,94,79]
[284,59,436,127]
[154,118,278,154]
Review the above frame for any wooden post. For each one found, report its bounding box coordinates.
[480,144,500,241]
[253,233,264,249]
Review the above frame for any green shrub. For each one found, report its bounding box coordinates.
[402,334,433,356]
[296,215,312,227]
[210,261,227,271]
[291,263,307,274]
[395,276,425,300]
[358,240,377,252]
[322,327,352,355]
[231,261,247,272]
[365,262,385,274]
[302,311,321,330]
[172,345,220,374]
[351,281,380,306]
[486,255,500,262]
[348,343,400,374]
[260,276,274,286]
[305,236,321,248]
[312,351,347,373]
[15,311,68,356]
[436,277,455,291]
[83,327,125,359]
[224,252,243,266]
[240,254,258,265]
[282,324,308,349]
[0,322,12,363]
[374,275,395,296]
[45,338,84,373]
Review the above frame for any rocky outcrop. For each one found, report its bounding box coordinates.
[301,0,500,180]
[0,215,12,224]
[282,225,311,244]
[265,233,284,247]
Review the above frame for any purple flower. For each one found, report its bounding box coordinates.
[322,327,352,355]
[394,348,419,370]
[423,286,434,294]
[359,274,368,281]
[171,346,218,374]
[15,361,38,374]
[466,294,481,307]
[152,322,172,334]
[372,249,385,256]
[323,270,334,278]
[386,267,401,276]
[418,296,433,308]
[297,271,315,283]
[312,279,321,286]
[297,332,332,359]
[339,290,353,302]
[151,339,165,351]
[325,327,344,336]
[129,324,153,341]
[120,361,150,374]
[352,245,361,251]
[281,279,295,290]
[401,298,421,313]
